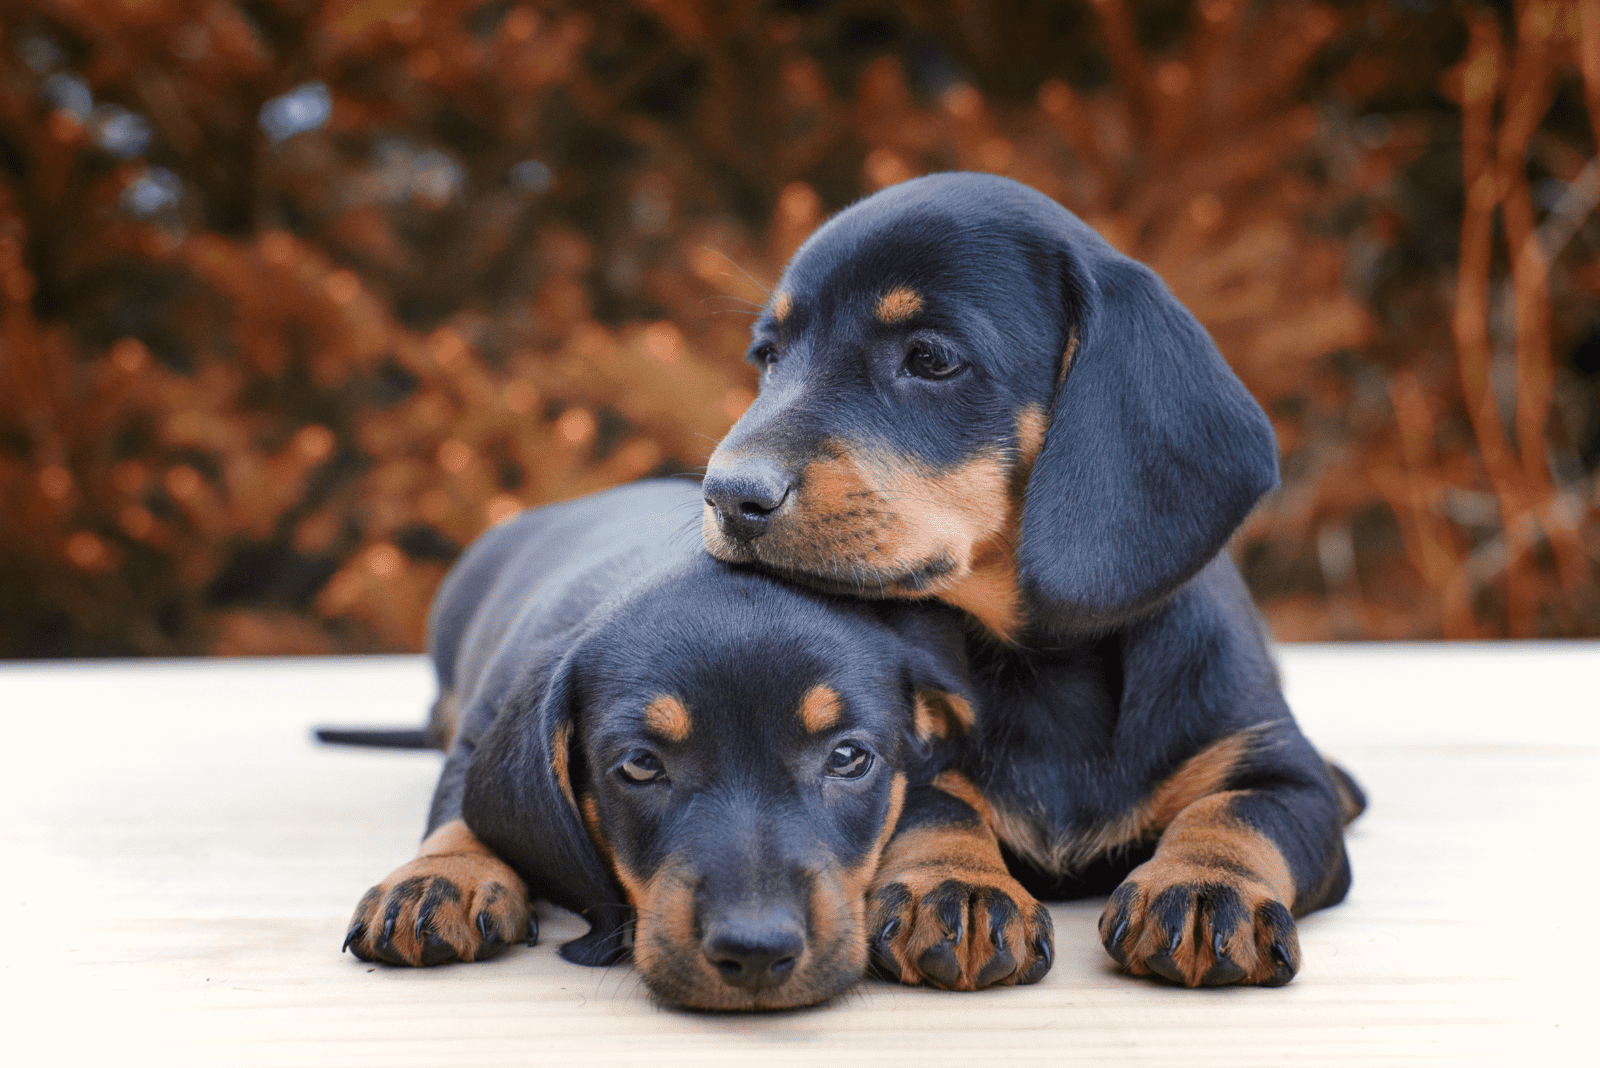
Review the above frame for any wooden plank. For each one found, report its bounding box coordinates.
[1,646,1594,1067]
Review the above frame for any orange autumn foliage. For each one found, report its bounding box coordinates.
[0,0,1596,656]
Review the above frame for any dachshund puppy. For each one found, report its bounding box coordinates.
[701,173,1363,988]
[340,480,1052,1009]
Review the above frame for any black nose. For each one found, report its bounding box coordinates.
[702,909,805,992]
[703,461,791,542]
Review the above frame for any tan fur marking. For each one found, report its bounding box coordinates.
[989,729,1256,875]
[347,819,532,966]
[913,694,946,741]
[644,694,692,742]
[550,721,578,814]
[703,414,1048,639]
[930,769,995,827]
[706,444,1009,591]
[841,772,907,902]
[1156,791,1297,904]
[875,286,923,323]
[772,290,793,322]
[798,684,842,733]
[939,555,1023,638]
[876,823,1009,887]
[938,407,1049,641]
[804,774,904,1003]
[914,691,976,742]
[1104,790,1302,986]
[579,795,615,869]
[418,818,489,857]
[1014,405,1048,474]
[867,816,1049,991]
[1058,326,1079,387]
[626,775,903,1010]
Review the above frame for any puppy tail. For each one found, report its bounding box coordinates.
[312,691,459,750]
[312,726,436,749]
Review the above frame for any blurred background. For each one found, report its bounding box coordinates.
[0,0,1596,657]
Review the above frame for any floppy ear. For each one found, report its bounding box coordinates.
[1017,243,1279,633]
[885,606,977,750]
[460,648,632,966]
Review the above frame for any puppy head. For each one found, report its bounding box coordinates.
[466,561,969,1011]
[703,172,1278,638]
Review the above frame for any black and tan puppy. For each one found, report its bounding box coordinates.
[702,172,1363,988]
[340,480,1052,1009]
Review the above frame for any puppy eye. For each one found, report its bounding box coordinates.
[904,341,963,380]
[618,750,667,785]
[825,742,873,779]
[749,341,779,369]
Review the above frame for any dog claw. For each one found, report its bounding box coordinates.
[936,900,965,947]
[1105,915,1130,964]
[419,931,456,966]
[1263,940,1296,986]
[867,918,902,980]
[1145,952,1185,985]
[1019,936,1052,985]
[916,943,963,988]
[1201,956,1247,986]
[975,947,1017,987]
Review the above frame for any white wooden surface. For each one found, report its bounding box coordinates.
[1,644,1595,1067]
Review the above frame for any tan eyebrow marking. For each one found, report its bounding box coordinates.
[644,694,691,742]
[876,287,923,324]
[799,684,843,732]
[772,290,793,323]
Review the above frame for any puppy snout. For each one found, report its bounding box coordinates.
[702,907,806,992]
[703,461,791,542]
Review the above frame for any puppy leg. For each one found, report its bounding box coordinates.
[867,783,1053,990]
[345,722,533,967]
[344,819,532,966]
[1098,788,1345,987]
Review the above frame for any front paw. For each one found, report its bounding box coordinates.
[344,847,532,967]
[1099,858,1299,987]
[868,876,1053,991]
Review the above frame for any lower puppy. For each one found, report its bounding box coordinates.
[340,480,1052,1009]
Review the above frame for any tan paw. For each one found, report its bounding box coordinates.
[344,826,531,967]
[1099,857,1299,987]
[867,875,1053,990]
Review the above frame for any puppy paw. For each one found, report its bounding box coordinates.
[867,876,1053,990]
[344,825,532,967]
[1098,858,1299,987]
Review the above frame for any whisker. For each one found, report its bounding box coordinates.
[699,247,772,299]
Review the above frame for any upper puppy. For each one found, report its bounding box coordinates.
[702,171,1277,640]
[701,173,1359,988]
[343,480,1051,1010]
